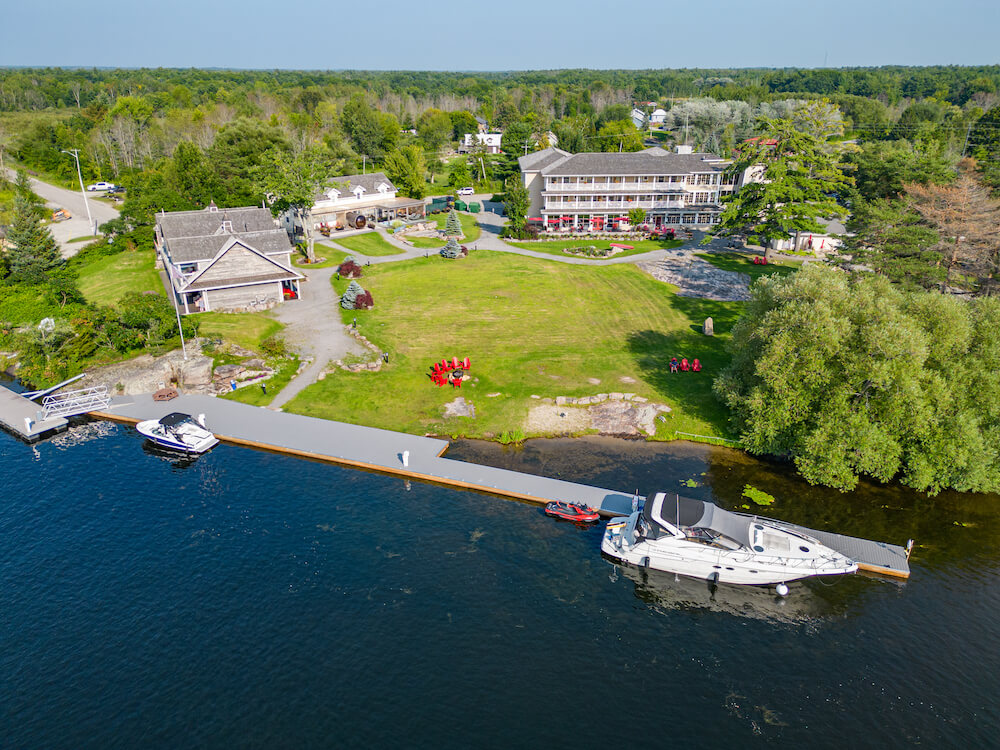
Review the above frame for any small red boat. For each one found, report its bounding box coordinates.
[544,501,600,523]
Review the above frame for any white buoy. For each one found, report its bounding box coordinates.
[402,450,409,467]
[776,583,789,597]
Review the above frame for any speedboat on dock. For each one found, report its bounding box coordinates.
[136,412,219,454]
[601,492,857,587]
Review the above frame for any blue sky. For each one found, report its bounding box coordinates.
[1,0,997,69]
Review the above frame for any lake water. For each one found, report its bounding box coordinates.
[1,421,998,748]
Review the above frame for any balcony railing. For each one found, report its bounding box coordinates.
[544,200,692,210]
[544,181,718,192]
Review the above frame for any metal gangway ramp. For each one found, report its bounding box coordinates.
[43,386,111,419]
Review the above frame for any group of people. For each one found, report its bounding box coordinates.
[430,356,472,387]
[669,357,702,373]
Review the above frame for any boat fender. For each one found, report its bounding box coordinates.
[776,583,789,597]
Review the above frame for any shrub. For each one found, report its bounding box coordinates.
[260,334,288,358]
[354,290,374,310]
[337,257,363,279]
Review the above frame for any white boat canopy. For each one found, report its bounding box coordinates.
[642,493,754,546]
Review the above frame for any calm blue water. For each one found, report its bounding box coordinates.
[1,423,998,748]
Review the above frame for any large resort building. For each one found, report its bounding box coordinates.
[155,204,303,315]
[519,146,738,232]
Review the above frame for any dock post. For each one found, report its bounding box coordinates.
[402,450,410,467]
[24,416,32,433]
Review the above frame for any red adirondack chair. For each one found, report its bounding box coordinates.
[680,358,690,371]
[462,356,471,370]
[692,359,702,372]
[451,356,460,369]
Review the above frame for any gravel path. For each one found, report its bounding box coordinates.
[268,263,364,409]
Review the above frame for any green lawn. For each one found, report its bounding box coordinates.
[76,248,163,305]
[198,312,283,352]
[294,245,349,268]
[221,355,300,406]
[696,252,802,281]
[286,252,744,441]
[68,235,101,243]
[332,231,405,257]
[408,212,482,248]
[506,237,684,259]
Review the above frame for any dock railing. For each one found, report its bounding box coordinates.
[43,386,111,419]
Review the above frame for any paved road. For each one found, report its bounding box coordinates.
[267,263,364,409]
[4,168,119,257]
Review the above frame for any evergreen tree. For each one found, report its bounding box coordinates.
[444,208,462,236]
[714,108,853,258]
[503,178,530,235]
[341,280,363,309]
[6,192,62,284]
[440,238,463,258]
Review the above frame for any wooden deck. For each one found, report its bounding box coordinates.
[90,393,910,579]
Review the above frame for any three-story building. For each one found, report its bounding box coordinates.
[519,146,739,232]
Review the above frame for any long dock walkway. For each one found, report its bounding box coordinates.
[0,386,68,441]
[90,393,910,578]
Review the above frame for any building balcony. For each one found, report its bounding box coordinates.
[544,200,691,210]
[544,180,719,192]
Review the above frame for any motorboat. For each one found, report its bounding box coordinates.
[544,501,600,523]
[601,492,857,587]
[136,412,219,454]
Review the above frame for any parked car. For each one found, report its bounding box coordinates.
[110,185,126,194]
[456,186,474,197]
[86,181,115,192]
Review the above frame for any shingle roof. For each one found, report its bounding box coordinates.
[185,270,300,291]
[518,147,571,172]
[179,236,301,291]
[542,150,728,177]
[314,172,397,201]
[165,229,294,264]
[158,206,277,240]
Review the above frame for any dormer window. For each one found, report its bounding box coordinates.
[353,186,366,199]
[377,183,389,194]
[326,188,340,201]
[221,220,233,233]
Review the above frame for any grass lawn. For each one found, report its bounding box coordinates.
[75,248,163,306]
[506,237,684,259]
[68,235,101,244]
[332,231,405,257]
[696,252,802,281]
[294,245,349,268]
[221,355,300,407]
[286,252,745,441]
[408,212,482,248]
[198,312,283,352]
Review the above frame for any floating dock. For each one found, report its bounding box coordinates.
[0,386,68,442]
[90,392,910,579]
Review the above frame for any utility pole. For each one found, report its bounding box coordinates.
[61,148,96,235]
[163,260,188,361]
[961,122,974,158]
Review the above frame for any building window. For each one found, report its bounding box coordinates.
[696,174,712,185]
[694,192,711,203]
[665,215,680,224]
